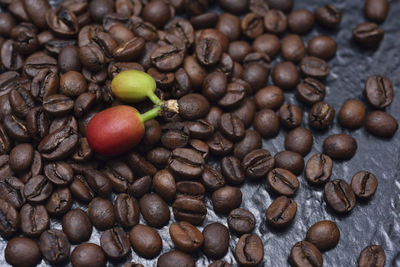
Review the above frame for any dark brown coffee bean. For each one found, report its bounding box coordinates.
[305,153,333,185]
[0,199,19,238]
[26,107,50,141]
[324,179,356,213]
[157,250,195,267]
[216,14,241,42]
[45,187,72,217]
[58,46,81,73]
[309,101,335,130]
[31,69,59,101]
[187,139,209,161]
[195,37,223,66]
[228,208,256,235]
[20,203,49,237]
[46,7,79,37]
[103,160,133,193]
[172,196,207,225]
[217,82,247,109]
[219,0,249,14]
[178,93,210,120]
[0,177,25,209]
[274,150,304,175]
[1,40,23,71]
[0,12,15,37]
[9,143,34,173]
[168,148,204,180]
[169,221,203,252]
[100,227,131,260]
[202,222,230,259]
[60,71,88,98]
[0,124,12,155]
[290,241,323,267]
[221,156,245,185]
[202,71,227,101]
[272,61,299,90]
[43,94,74,117]
[153,169,176,202]
[9,88,35,118]
[306,220,340,251]
[235,234,264,266]
[252,34,281,59]
[234,129,262,159]
[254,86,285,110]
[315,4,342,28]
[0,71,21,97]
[285,127,313,156]
[357,245,386,267]
[254,109,280,138]
[351,171,378,199]
[176,181,205,200]
[128,175,152,199]
[365,0,389,23]
[288,8,315,34]
[338,99,366,129]
[191,12,219,30]
[267,168,299,196]
[323,134,357,160]
[4,114,30,142]
[278,103,303,129]
[151,45,184,72]
[88,197,115,231]
[365,75,393,109]
[353,22,384,48]
[161,130,189,149]
[5,237,41,267]
[281,34,306,63]
[219,113,245,141]
[296,78,326,105]
[212,186,242,214]
[24,175,53,204]
[71,243,106,267]
[308,36,337,61]
[129,224,162,259]
[82,168,112,197]
[201,164,226,192]
[114,193,140,228]
[114,37,146,61]
[365,111,398,138]
[0,155,14,180]
[242,149,275,180]
[39,229,70,264]
[207,132,233,156]
[146,147,170,169]
[266,195,297,228]
[126,152,157,177]
[264,9,287,34]
[300,56,330,79]
[231,98,256,128]
[44,161,73,186]
[241,13,264,39]
[69,174,95,202]
[140,193,170,228]
[24,51,58,78]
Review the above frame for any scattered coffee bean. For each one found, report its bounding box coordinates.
[315,4,342,28]
[290,241,323,267]
[351,171,378,199]
[235,233,264,266]
[62,209,92,244]
[309,101,335,130]
[306,220,340,251]
[274,150,304,175]
[323,134,357,160]
[365,0,389,23]
[39,229,70,264]
[157,250,195,267]
[353,22,384,48]
[228,208,256,235]
[278,103,303,129]
[71,243,106,267]
[100,227,131,260]
[365,111,398,138]
[202,222,230,259]
[212,186,242,214]
[305,153,333,185]
[140,193,170,228]
[364,75,393,109]
[357,245,386,267]
[324,179,356,213]
[338,99,366,129]
[296,78,326,106]
[267,168,299,196]
[169,221,203,252]
[285,127,314,156]
[266,196,297,228]
[5,237,41,267]
[129,224,162,259]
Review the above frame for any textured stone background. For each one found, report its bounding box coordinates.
[1,0,400,266]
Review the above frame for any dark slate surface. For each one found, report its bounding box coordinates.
[1,0,400,266]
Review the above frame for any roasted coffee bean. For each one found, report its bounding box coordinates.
[9,88,35,118]
[353,22,384,48]
[231,98,256,128]
[365,111,398,138]
[146,147,170,169]
[58,46,81,73]
[0,71,20,97]
[114,37,146,61]
[128,175,152,199]
[0,177,25,209]
[153,169,176,202]
[20,203,49,237]
[306,220,340,251]
[272,61,299,90]
[296,78,326,105]
[201,164,226,192]
[114,193,140,228]
[254,109,280,138]
[129,224,162,259]
[31,69,59,101]
[151,45,184,72]
[202,222,230,259]
[221,156,245,185]
[44,161,73,186]
[241,63,269,92]
[166,19,195,48]
[285,127,313,156]
[217,82,246,109]
[127,152,157,177]
[338,99,366,129]
[266,196,297,228]
[205,107,223,128]
[241,13,264,39]
[138,119,161,146]
[183,55,207,89]
[305,153,333,185]
[274,150,304,175]
[315,4,342,28]
[169,221,203,252]
[242,149,275,180]
[308,36,337,61]
[46,6,79,37]
[290,241,323,267]
[71,243,106,267]
[228,208,256,234]
[188,139,209,160]
[234,129,262,159]
[252,34,281,59]
[351,171,378,199]
[38,125,78,160]
[45,39,78,55]
[0,12,15,37]
[26,107,49,141]
[100,227,131,260]
[176,181,205,200]
[209,260,232,267]
[365,0,389,23]
[161,130,189,149]
[288,8,315,34]
[324,179,356,213]
[212,186,242,214]
[309,101,335,130]
[45,188,72,216]
[71,137,93,162]
[267,168,299,196]
[219,0,249,14]
[278,103,302,129]
[9,143,34,173]
[178,93,210,120]
[24,51,58,78]
[168,148,204,179]
[0,199,19,238]
[323,134,357,160]
[1,40,23,71]
[79,43,106,72]
[235,233,264,266]
[88,197,115,230]
[357,245,386,267]
[24,175,53,203]
[264,9,287,34]
[300,56,330,79]
[157,250,195,267]
[195,37,223,66]
[254,86,285,110]
[39,229,70,264]
[60,71,87,98]
[202,71,227,101]
[148,68,174,89]
[69,174,95,202]
[140,193,170,228]
[82,168,112,197]
[0,155,15,181]
[8,1,30,22]
[103,160,134,193]
[4,114,30,142]
[171,67,191,98]
[62,209,92,244]
[43,94,74,117]
[19,150,42,183]
[217,14,242,42]
[281,34,306,63]
[191,12,219,30]
[5,237,41,267]
[172,196,207,225]
[364,75,393,109]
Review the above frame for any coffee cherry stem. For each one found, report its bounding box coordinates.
[138,105,162,123]
[147,90,163,106]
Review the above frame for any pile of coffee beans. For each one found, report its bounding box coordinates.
[0,0,396,266]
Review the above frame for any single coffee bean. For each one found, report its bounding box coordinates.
[129,224,162,259]
[126,152,157,177]
[20,203,49,237]
[278,103,303,129]
[114,193,140,228]
[234,129,262,159]
[254,86,285,110]
[9,88,35,118]
[178,93,210,120]
[0,177,25,209]
[300,56,330,79]
[267,168,299,196]
[281,34,306,63]
[285,127,314,156]
[71,243,106,267]
[195,37,223,66]
[219,113,245,142]
[212,186,242,214]
[231,98,256,128]
[188,139,210,160]
[351,171,378,199]
[241,13,264,39]
[266,196,297,228]
[43,94,75,117]
[202,222,230,259]
[128,175,152,199]
[364,75,393,109]
[140,193,170,228]
[146,147,171,169]
[39,229,70,264]
[192,12,219,30]
[357,245,386,267]
[26,107,50,141]
[290,241,323,267]
[228,41,252,62]
[309,101,335,130]
[161,130,189,149]
[324,179,356,213]
[60,71,88,97]
[62,208,92,244]
[24,175,53,204]
[172,196,207,225]
[209,260,232,267]
[296,78,326,106]
[305,153,333,185]
[207,131,234,156]
[217,82,246,109]
[0,199,19,238]
[272,61,299,90]
[1,40,23,71]
[100,227,131,260]
[365,111,398,138]
[169,221,203,252]
[254,109,280,138]
[308,36,337,61]
[88,197,115,231]
[4,114,31,142]
[315,4,341,28]
[338,99,366,129]
[69,175,95,203]
[168,148,204,179]
[44,161,74,186]
[274,150,304,175]
[45,188,72,217]
[253,34,281,59]
[353,22,384,48]
[365,0,389,23]
[176,181,205,200]
[82,168,112,197]
[323,134,357,160]
[5,237,41,267]
[202,71,227,101]
[157,250,195,267]
[153,169,176,202]
[201,164,226,192]
[50,115,78,134]
[235,233,264,266]
[151,44,184,72]
[9,143,34,173]
[186,120,214,140]
[306,220,340,251]
[221,156,245,185]
[0,124,12,154]
[241,63,269,92]
[264,9,287,34]
[103,160,134,193]
[242,149,275,180]
[58,46,81,73]
[228,208,256,235]
[288,8,315,34]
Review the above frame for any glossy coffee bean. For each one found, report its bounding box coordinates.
[201,164,226,192]
[241,63,269,92]
[285,127,313,156]
[296,78,326,106]
[228,208,256,235]
[146,147,171,169]
[281,34,306,63]
[365,0,389,23]
[176,181,205,200]
[290,241,323,267]
[26,107,49,141]
[217,82,246,109]
[305,153,333,185]
[0,199,19,238]
[228,41,252,62]
[178,93,210,120]
[306,220,340,251]
[264,9,287,34]
[309,101,335,130]
[365,111,398,138]
[4,114,30,142]
[274,150,304,175]
[168,148,204,179]
[103,160,134,193]
[186,120,214,140]
[157,250,195,267]
[71,243,106,267]
[0,177,25,209]
[254,109,280,138]
[44,161,73,186]
[82,169,112,197]
[45,188,73,217]
[324,179,356,213]
[5,237,41,267]
[300,56,330,79]
[235,233,264,266]
[212,186,242,214]
[352,22,384,48]
[9,143,34,173]
[266,196,297,228]
[254,86,284,110]
[169,221,203,252]
[24,175,53,204]
[272,61,299,90]
[252,34,281,59]
[202,222,230,259]
[88,197,115,231]
[278,103,302,129]
[207,132,234,156]
[267,168,299,196]
[114,193,140,228]
[140,193,170,228]
[288,8,315,34]
[129,224,162,259]
[153,169,176,202]
[241,13,264,39]
[219,113,245,142]
[323,134,357,160]
[234,129,262,159]
[100,227,131,260]
[172,196,207,225]
[315,4,342,28]
[9,87,35,118]
[357,245,386,267]
[364,75,393,109]
[62,209,92,244]
[308,36,337,61]
[20,203,49,237]
[127,152,157,177]
[69,175,95,203]
[202,71,227,101]
[39,229,70,264]
[338,99,366,129]
[242,149,275,180]
[221,156,245,185]
[351,171,378,199]
[231,98,256,128]
[161,130,189,149]
[128,176,152,199]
